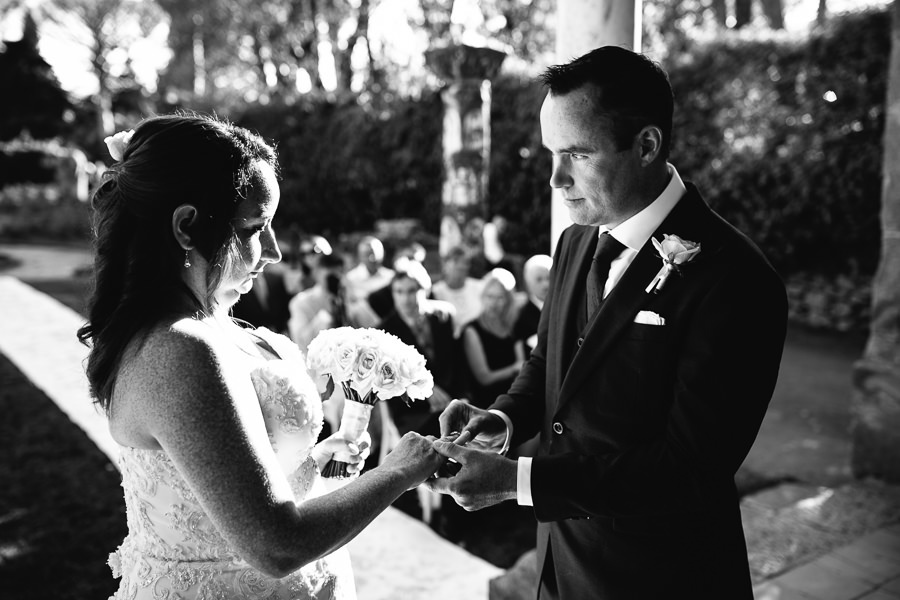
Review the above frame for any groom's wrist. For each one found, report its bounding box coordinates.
[516,457,534,506]
[487,409,512,455]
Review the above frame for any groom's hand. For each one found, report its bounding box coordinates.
[425,440,517,511]
[438,400,507,452]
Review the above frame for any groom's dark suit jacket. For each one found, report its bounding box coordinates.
[491,184,788,599]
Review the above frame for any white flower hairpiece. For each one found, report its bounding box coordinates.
[103,129,134,162]
[645,233,701,293]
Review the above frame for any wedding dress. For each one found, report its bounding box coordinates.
[108,328,356,600]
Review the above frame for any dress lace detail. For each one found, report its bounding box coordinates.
[108,328,355,599]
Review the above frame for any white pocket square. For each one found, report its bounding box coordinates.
[634,310,665,326]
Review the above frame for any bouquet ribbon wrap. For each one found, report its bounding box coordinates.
[321,382,376,478]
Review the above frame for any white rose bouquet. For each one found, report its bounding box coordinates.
[306,326,434,478]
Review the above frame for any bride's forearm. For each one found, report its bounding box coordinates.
[262,463,416,574]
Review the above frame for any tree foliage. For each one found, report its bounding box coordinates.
[0,12,71,141]
[669,7,888,277]
[40,0,167,143]
[237,93,444,240]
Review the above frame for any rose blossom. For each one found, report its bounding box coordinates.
[373,356,406,399]
[652,234,701,266]
[350,344,380,398]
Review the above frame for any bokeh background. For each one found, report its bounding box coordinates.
[0,0,889,334]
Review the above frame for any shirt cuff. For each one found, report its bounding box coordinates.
[517,457,534,506]
[487,409,512,455]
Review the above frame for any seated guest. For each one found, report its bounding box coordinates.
[288,252,347,354]
[377,259,462,441]
[513,253,552,355]
[431,244,484,338]
[460,268,525,409]
[293,234,333,293]
[344,235,394,327]
[367,242,427,321]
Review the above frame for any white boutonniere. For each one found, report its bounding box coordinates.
[103,129,134,162]
[645,234,701,293]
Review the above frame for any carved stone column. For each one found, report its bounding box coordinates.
[425,44,506,257]
[851,0,900,483]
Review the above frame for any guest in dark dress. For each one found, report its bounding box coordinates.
[512,253,552,355]
[461,268,526,409]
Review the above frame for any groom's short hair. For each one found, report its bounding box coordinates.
[539,46,674,159]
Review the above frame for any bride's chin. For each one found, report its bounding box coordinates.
[214,288,243,309]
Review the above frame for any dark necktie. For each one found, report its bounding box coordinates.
[586,232,625,317]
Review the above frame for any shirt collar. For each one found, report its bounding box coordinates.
[602,164,686,251]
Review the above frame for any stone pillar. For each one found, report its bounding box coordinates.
[425,44,506,257]
[851,0,900,483]
[550,0,641,253]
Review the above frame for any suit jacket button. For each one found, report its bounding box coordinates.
[577,337,584,347]
[552,422,564,434]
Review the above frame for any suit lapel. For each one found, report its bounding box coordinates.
[558,186,718,404]
[554,228,598,378]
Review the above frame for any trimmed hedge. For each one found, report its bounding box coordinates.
[669,8,888,279]
[238,95,445,241]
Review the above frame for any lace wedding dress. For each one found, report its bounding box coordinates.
[108,328,356,599]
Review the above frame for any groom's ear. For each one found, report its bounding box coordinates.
[635,125,663,167]
[172,204,199,249]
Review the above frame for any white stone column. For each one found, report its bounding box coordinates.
[549,0,641,253]
[851,0,900,483]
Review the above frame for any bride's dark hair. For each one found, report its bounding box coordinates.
[77,113,279,410]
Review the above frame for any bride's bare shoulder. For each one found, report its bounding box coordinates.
[116,319,238,407]
[130,318,223,366]
[111,319,234,446]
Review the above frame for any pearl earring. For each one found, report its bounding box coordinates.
[183,250,191,268]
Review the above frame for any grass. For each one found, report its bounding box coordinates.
[0,352,127,600]
[0,275,536,598]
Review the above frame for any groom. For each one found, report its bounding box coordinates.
[427,46,788,599]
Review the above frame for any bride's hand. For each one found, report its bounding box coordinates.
[311,431,371,475]
[379,431,445,487]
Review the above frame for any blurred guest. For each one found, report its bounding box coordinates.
[231,261,292,335]
[377,260,462,443]
[461,217,489,277]
[482,215,507,269]
[460,268,526,409]
[288,252,347,354]
[295,234,334,293]
[431,245,484,338]
[367,242,427,321]
[344,235,393,327]
[513,253,553,355]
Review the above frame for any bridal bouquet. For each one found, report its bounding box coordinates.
[306,326,434,478]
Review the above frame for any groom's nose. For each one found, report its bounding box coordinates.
[549,155,573,189]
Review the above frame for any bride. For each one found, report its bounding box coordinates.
[77,113,444,599]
